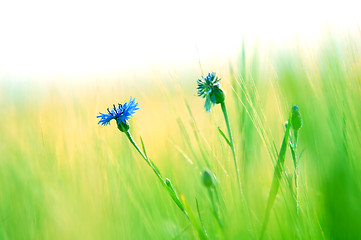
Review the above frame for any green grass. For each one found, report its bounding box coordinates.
[1,30,361,239]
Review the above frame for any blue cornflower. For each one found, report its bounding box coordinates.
[97,97,139,130]
[197,72,225,112]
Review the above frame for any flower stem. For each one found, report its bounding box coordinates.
[208,187,224,228]
[290,130,300,215]
[124,131,166,188]
[124,131,189,217]
[125,131,147,161]
[220,102,243,197]
[221,102,256,236]
[124,130,211,239]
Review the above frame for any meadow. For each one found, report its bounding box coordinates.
[1,30,361,239]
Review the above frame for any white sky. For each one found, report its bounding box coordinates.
[0,0,360,77]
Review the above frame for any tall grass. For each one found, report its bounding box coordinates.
[1,30,361,239]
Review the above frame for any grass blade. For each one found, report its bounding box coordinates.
[260,113,292,239]
[218,127,231,147]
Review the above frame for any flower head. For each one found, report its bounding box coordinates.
[97,97,139,127]
[197,72,225,112]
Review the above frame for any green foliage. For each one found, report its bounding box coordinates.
[1,31,361,239]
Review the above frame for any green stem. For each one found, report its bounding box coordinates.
[221,102,256,238]
[125,131,165,184]
[125,131,148,162]
[220,102,243,196]
[124,131,190,218]
[208,187,224,228]
[295,163,299,215]
[291,130,300,215]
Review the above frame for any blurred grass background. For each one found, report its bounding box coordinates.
[1,30,361,239]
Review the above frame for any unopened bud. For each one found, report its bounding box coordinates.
[291,105,302,131]
[201,169,214,188]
